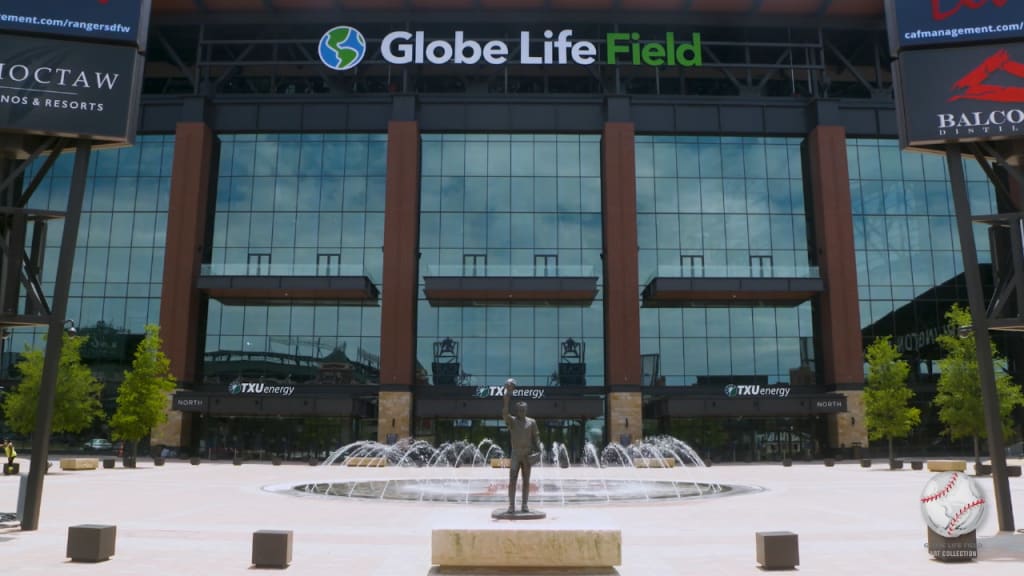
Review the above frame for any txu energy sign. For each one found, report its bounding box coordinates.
[318,26,703,71]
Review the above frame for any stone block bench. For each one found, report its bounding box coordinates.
[928,460,966,472]
[60,458,99,471]
[432,522,620,569]
[344,457,388,467]
[67,524,116,562]
[633,458,676,468]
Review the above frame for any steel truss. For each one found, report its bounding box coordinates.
[0,138,78,329]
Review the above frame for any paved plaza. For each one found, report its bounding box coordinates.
[1,457,1023,575]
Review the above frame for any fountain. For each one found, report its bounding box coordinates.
[269,436,755,505]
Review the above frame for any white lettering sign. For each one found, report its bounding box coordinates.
[475,385,546,399]
[229,382,296,397]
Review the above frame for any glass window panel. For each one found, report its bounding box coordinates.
[699,145,722,177]
[700,179,724,213]
[729,309,753,337]
[702,214,726,249]
[557,141,581,177]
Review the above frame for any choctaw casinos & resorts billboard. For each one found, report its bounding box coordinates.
[0,0,148,144]
[0,34,143,142]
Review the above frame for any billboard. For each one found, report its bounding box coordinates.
[0,34,144,142]
[886,0,1024,54]
[0,0,149,48]
[895,41,1024,147]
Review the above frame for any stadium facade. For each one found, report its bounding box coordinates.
[4,0,1016,462]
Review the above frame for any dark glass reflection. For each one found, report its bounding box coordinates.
[636,136,816,386]
[418,134,604,386]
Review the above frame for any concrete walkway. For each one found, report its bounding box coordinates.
[1,457,1022,575]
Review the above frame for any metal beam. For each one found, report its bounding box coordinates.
[1009,218,1024,322]
[0,137,57,202]
[20,139,92,531]
[826,39,875,94]
[16,140,66,208]
[968,143,1017,212]
[945,143,1015,533]
[156,31,199,93]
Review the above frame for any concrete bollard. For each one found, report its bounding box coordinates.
[756,531,799,570]
[67,524,116,562]
[252,530,293,568]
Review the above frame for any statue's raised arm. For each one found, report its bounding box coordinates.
[502,379,515,426]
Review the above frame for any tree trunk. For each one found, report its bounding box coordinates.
[888,437,894,462]
[123,440,138,468]
[973,436,981,465]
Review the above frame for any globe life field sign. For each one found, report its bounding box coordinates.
[319,26,703,68]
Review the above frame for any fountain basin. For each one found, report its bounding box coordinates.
[276,477,747,505]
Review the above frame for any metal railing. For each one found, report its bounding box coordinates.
[201,263,371,279]
[425,264,596,277]
[649,264,820,282]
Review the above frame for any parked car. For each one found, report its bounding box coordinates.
[1007,441,1023,458]
[82,438,113,452]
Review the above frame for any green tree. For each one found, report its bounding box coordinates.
[934,304,1024,463]
[1,333,103,436]
[109,324,176,465]
[864,336,920,462]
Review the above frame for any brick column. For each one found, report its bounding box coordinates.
[602,122,642,444]
[378,121,420,442]
[151,122,216,450]
[806,125,867,450]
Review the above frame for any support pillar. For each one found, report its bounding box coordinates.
[152,121,216,450]
[602,122,642,444]
[806,125,868,450]
[378,120,420,442]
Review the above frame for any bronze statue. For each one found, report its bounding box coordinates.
[498,378,543,518]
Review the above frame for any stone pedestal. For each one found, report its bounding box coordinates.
[432,517,620,569]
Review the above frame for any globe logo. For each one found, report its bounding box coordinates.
[724,384,738,398]
[229,383,242,395]
[319,26,367,71]
[475,386,491,399]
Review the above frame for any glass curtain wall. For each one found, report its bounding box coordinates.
[203,134,386,385]
[850,139,996,352]
[0,137,175,439]
[13,136,173,367]
[417,134,605,389]
[636,136,815,387]
[849,138,1003,453]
